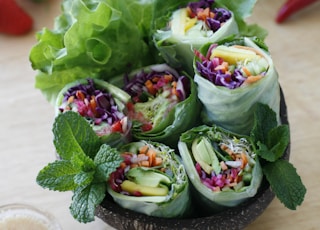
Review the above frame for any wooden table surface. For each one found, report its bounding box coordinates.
[1,0,319,229]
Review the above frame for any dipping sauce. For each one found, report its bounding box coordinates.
[0,204,61,230]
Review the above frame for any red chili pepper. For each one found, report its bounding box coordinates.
[275,0,318,23]
[0,0,34,35]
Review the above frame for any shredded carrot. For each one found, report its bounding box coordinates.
[139,145,149,155]
[89,96,97,115]
[164,74,173,83]
[242,66,252,76]
[144,80,156,95]
[120,162,127,169]
[140,160,150,167]
[146,148,157,166]
[197,7,211,21]
[245,75,262,84]
[241,153,248,168]
[154,157,163,166]
[67,96,74,104]
[76,90,85,100]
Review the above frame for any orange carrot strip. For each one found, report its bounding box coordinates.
[140,160,150,167]
[154,157,163,166]
[139,145,149,155]
[76,90,85,100]
[146,148,156,166]
[242,66,252,76]
[245,75,262,84]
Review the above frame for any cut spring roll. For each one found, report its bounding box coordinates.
[111,64,201,148]
[153,0,238,75]
[107,141,191,218]
[56,78,131,147]
[194,37,280,134]
[178,124,263,212]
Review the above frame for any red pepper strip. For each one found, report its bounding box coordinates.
[275,0,318,23]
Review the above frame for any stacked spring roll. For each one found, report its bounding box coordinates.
[153,0,238,75]
[56,78,131,147]
[178,125,263,212]
[111,64,201,148]
[194,37,280,135]
[107,141,191,218]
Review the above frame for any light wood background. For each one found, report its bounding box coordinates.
[0,0,319,229]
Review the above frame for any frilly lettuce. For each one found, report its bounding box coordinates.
[30,0,152,105]
[107,141,191,218]
[178,124,263,212]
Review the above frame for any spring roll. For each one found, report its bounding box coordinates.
[153,0,238,75]
[107,141,191,218]
[110,63,201,148]
[56,78,131,147]
[178,124,263,212]
[194,37,280,134]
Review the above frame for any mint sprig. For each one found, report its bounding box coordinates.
[251,103,306,210]
[36,111,123,223]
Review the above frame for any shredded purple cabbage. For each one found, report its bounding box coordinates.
[123,68,190,101]
[187,0,231,32]
[61,79,124,125]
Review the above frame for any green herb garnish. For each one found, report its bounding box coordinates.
[36,111,123,223]
[251,103,306,210]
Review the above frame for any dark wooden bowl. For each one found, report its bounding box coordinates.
[95,89,289,230]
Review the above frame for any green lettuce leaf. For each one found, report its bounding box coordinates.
[30,0,152,105]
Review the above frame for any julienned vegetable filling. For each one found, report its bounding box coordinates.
[170,0,232,36]
[109,144,176,197]
[195,43,269,89]
[59,79,128,136]
[193,135,256,192]
[123,68,190,132]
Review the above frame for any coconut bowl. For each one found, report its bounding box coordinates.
[95,89,289,230]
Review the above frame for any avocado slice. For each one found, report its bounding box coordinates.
[192,137,221,175]
[126,167,171,187]
[120,180,169,196]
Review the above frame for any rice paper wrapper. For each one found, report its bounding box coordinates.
[55,78,132,148]
[178,125,263,212]
[153,11,238,76]
[194,37,280,135]
[110,64,201,148]
[107,141,191,218]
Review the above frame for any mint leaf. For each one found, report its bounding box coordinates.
[74,171,95,188]
[36,160,80,191]
[94,144,123,182]
[256,142,276,162]
[70,183,106,223]
[250,103,278,144]
[267,125,290,160]
[53,111,101,160]
[71,152,96,172]
[263,160,306,210]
